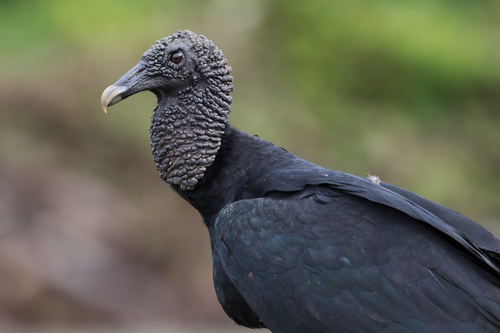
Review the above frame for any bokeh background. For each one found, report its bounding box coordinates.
[1,0,500,332]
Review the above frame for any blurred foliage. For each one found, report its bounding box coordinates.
[264,0,500,116]
[0,0,499,329]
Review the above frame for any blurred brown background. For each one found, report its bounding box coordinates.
[1,0,499,332]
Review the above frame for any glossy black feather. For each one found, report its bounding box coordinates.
[178,127,500,332]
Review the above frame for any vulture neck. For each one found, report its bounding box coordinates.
[150,81,229,191]
[172,125,292,230]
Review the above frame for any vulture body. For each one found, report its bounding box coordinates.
[101,30,500,333]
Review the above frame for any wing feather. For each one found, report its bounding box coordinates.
[214,190,500,332]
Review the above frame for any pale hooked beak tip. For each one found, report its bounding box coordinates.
[100,85,128,113]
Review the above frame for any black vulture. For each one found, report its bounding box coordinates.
[101,30,500,332]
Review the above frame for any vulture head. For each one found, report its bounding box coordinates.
[101,30,233,191]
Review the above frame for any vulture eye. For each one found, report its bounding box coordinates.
[170,51,183,64]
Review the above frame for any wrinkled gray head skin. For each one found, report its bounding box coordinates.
[102,30,233,190]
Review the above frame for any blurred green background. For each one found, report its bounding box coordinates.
[1,0,499,331]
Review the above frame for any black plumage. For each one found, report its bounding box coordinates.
[101,30,500,332]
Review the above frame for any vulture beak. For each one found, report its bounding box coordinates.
[101,63,147,113]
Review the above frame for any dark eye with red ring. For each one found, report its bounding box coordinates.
[170,51,183,64]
